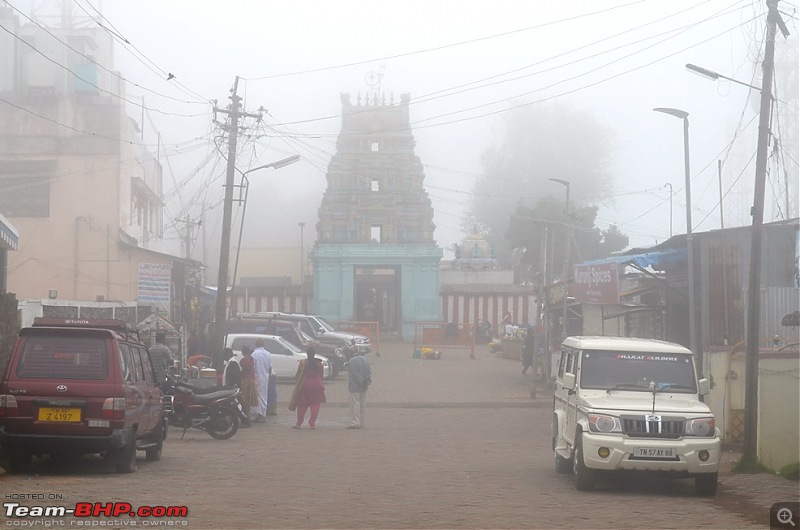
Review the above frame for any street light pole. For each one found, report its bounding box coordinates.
[664,182,673,238]
[299,222,305,313]
[549,178,570,340]
[743,0,781,462]
[685,1,786,461]
[229,155,301,312]
[653,107,701,377]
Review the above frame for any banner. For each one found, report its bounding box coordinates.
[573,262,619,305]
[138,263,171,312]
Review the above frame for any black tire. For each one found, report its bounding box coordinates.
[6,445,32,474]
[573,433,595,491]
[114,438,138,474]
[695,472,718,496]
[206,408,240,440]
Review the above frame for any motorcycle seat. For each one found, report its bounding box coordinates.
[191,389,237,404]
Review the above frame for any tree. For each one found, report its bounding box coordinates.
[469,102,622,277]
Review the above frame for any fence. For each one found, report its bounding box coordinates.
[413,322,476,359]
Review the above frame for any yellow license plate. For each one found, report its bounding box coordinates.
[38,407,81,422]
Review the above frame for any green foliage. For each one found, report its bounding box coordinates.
[731,456,771,474]
[779,462,800,481]
[469,102,620,269]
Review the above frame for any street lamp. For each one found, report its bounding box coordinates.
[664,182,673,238]
[685,64,764,93]
[653,107,701,377]
[212,153,300,370]
[686,0,786,462]
[298,222,305,313]
[548,178,570,340]
[230,155,301,301]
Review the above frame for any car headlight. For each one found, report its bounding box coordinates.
[685,417,715,437]
[588,413,622,433]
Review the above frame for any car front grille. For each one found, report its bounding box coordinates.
[620,415,684,438]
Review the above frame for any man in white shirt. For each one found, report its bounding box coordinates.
[251,338,272,423]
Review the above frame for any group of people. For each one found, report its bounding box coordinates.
[222,338,372,430]
[222,338,276,425]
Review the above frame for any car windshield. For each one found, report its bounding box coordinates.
[17,336,108,380]
[579,349,697,393]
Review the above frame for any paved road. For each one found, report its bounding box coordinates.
[1,340,797,529]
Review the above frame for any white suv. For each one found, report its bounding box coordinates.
[225,334,331,380]
[552,336,721,496]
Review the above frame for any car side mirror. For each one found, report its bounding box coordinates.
[697,378,710,396]
[562,372,576,391]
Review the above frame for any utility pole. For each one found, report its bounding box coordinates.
[744,0,785,463]
[210,76,262,372]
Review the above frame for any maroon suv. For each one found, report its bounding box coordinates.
[0,318,166,473]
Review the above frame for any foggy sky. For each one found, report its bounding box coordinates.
[51,0,798,263]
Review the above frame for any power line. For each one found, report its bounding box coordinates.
[0,20,208,118]
[244,0,646,82]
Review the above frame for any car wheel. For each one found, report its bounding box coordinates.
[5,445,32,474]
[114,432,138,474]
[695,472,718,496]
[573,433,595,491]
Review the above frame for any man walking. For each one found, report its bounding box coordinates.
[251,338,272,423]
[346,350,371,429]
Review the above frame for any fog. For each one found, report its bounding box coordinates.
[58,1,800,265]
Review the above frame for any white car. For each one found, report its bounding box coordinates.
[552,336,721,496]
[225,333,331,380]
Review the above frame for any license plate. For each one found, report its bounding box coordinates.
[634,447,676,458]
[38,407,81,422]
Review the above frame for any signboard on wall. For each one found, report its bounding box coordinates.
[573,262,619,305]
[137,263,171,312]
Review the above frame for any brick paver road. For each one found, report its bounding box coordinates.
[1,340,797,529]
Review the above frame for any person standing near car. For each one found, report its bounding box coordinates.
[148,331,174,384]
[346,349,372,429]
[222,347,241,387]
[239,346,258,421]
[291,347,327,429]
[251,339,272,423]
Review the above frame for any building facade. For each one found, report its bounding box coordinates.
[0,7,198,326]
[312,93,442,339]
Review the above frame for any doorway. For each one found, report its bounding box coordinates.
[354,267,400,333]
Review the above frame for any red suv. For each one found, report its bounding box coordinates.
[0,318,166,473]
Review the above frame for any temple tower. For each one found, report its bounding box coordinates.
[312,93,443,339]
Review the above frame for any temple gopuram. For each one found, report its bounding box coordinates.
[311,93,443,339]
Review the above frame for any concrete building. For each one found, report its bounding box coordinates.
[0,7,199,325]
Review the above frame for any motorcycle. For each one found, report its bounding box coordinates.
[161,377,241,440]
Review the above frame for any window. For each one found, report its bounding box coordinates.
[17,336,107,379]
[131,345,144,382]
[119,343,134,381]
[371,142,379,152]
[371,179,380,192]
[136,347,154,384]
[371,225,382,242]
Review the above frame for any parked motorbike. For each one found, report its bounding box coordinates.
[475,320,493,344]
[161,377,241,440]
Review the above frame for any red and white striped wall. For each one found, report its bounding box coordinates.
[230,289,539,330]
[441,292,539,330]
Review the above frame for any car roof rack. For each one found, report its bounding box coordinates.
[31,317,141,342]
